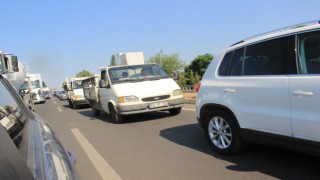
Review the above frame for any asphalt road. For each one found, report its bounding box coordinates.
[34,97,320,180]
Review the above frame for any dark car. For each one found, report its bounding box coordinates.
[0,74,78,179]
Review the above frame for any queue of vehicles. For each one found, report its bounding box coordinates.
[2,20,320,180]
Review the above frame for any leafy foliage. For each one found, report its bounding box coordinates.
[185,53,213,79]
[185,70,201,85]
[76,70,93,77]
[147,49,184,77]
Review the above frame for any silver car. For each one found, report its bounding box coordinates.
[0,74,78,179]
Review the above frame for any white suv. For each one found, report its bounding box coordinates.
[196,20,320,156]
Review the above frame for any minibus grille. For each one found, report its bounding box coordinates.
[142,95,170,102]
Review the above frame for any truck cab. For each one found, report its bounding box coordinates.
[20,74,46,104]
[85,63,184,123]
[66,77,89,109]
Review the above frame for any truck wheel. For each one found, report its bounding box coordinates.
[169,107,182,115]
[29,101,35,112]
[73,102,77,109]
[68,99,72,107]
[92,108,100,116]
[110,107,123,124]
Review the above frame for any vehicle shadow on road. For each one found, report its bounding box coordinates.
[160,123,320,180]
[77,110,172,124]
[62,104,90,110]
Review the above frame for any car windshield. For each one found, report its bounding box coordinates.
[73,81,83,89]
[108,64,170,84]
[20,80,41,89]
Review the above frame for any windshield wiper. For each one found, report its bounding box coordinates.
[149,77,161,80]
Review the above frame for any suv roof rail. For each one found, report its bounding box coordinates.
[230,20,320,47]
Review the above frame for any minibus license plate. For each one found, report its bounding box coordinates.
[149,101,168,109]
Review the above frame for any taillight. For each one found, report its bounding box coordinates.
[194,82,201,93]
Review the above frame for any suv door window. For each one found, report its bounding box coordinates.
[244,36,294,75]
[298,31,320,74]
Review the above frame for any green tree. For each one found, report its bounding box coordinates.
[76,70,93,77]
[147,49,184,77]
[110,55,116,66]
[185,70,201,85]
[176,72,187,87]
[185,53,213,79]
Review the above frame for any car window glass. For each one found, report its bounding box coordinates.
[219,52,233,76]
[101,70,109,83]
[244,36,291,75]
[230,48,245,76]
[73,80,83,89]
[298,31,320,74]
[0,78,27,147]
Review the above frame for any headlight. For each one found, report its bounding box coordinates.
[172,89,182,96]
[118,96,139,103]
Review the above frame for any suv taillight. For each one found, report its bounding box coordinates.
[194,82,201,93]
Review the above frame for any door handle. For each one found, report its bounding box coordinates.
[224,88,236,93]
[292,90,314,97]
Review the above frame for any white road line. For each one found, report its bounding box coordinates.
[182,108,196,111]
[70,128,122,180]
[57,107,62,112]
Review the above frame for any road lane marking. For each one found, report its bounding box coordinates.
[57,107,62,112]
[70,128,122,180]
[182,108,196,111]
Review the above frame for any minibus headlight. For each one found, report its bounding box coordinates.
[118,96,139,103]
[172,89,182,96]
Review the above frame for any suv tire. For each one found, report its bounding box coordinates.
[205,109,243,155]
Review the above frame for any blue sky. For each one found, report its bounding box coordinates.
[1,0,319,88]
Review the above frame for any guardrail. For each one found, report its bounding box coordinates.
[181,85,195,92]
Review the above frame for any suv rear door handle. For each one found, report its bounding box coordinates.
[292,90,314,97]
[224,88,236,93]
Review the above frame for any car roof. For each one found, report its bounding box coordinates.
[224,20,320,52]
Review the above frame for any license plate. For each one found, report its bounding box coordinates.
[148,101,168,109]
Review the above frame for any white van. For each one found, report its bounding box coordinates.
[84,63,184,123]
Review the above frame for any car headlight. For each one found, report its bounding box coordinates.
[172,89,182,96]
[118,96,139,103]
